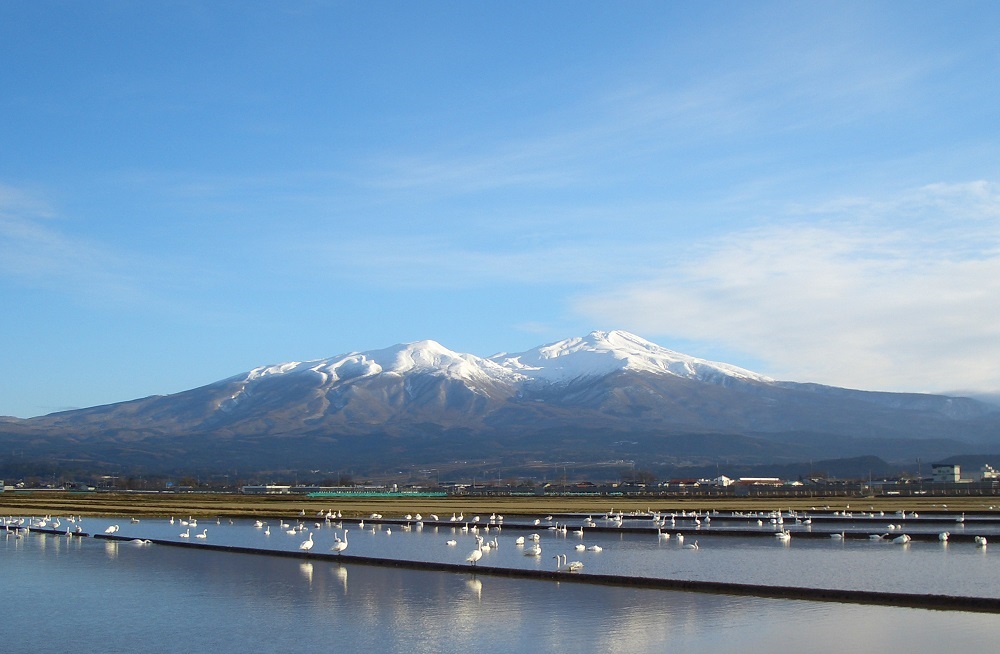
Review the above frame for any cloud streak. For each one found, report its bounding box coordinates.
[0,185,140,303]
[572,181,1000,393]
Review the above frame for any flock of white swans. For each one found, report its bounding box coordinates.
[4,506,992,571]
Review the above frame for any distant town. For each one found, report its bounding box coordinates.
[4,463,999,498]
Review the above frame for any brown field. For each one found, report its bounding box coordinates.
[1,491,997,519]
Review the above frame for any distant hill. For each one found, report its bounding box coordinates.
[2,330,998,478]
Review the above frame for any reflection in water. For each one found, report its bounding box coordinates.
[465,575,482,601]
[332,564,348,594]
[300,561,313,587]
[3,533,1000,653]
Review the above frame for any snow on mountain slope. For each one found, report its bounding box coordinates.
[234,330,770,391]
[240,339,519,387]
[491,330,773,384]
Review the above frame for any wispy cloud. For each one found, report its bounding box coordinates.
[0,184,142,304]
[572,181,1000,393]
[0,183,219,316]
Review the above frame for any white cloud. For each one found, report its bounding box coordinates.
[572,181,1000,394]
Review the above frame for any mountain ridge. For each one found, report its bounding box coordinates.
[1,330,998,477]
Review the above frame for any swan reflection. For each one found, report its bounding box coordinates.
[333,565,348,594]
[300,561,313,586]
[466,576,482,601]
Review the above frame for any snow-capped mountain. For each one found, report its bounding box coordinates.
[3,330,999,475]
[230,329,769,393]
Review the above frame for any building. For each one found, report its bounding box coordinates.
[932,464,961,483]
[241,484,292,494]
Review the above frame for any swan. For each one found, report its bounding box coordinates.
[446,539,457,546]
[658,528,670,541]
[574,543,586,551]
[830,531,845,540]
[892,534,911,544]
[195,528,208,539]
[676,533,684,543]
[514,536,525,545]
[264,525,270,536]
[299,532,314,551]
[939,531,950,541]
[331,530,349,554]
[467,543,483,566]
[975,536,988,547]
[104,525,120,534]
[684,540,699,549]
[586,544,603,552]
[554,554,585,572]
[179,528,190,538]
[524,544,542,556]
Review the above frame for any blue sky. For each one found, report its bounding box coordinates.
[3,1,1000,418]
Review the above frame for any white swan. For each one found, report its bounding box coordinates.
[299,532,314,551]
[684,540,699,549]
[195,528,208,539]
[586,544,603,552]
[331,530,349,554]
[179,528,190,538]
[467,542,483,565]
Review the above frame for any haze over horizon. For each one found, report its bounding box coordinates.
[3,2,1000,418]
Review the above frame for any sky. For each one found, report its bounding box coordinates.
[2,1,1000,418]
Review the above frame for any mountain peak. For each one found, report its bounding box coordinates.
[490,329,772,384]
[239,330,770,389]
